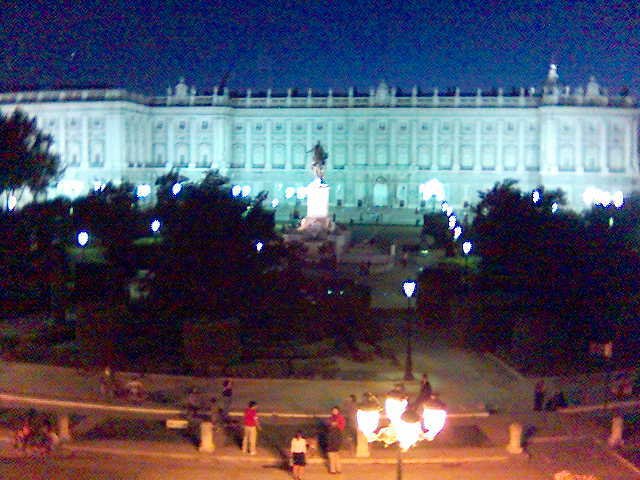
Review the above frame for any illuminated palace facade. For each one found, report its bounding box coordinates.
[1,66,638,221]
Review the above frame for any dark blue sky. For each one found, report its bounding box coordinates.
[1,0,638,95]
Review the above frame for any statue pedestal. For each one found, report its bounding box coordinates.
[282,179,350,261]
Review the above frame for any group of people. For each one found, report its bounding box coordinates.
[533,380,567,412]
[99,367,147,403]
[13,414,59,455]
[241,398,350,479]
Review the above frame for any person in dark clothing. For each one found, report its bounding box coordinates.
[326,418,342,474]
[419,373,432,401]
[221,378,233,417]
[534,380,545,411]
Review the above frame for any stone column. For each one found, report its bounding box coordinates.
[58,414,71,442]
[355,430,370,458]
[506,422,523,454]
[199,421,216,453]
[607,416,623,448]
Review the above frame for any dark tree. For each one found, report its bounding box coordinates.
[0,109,62,204]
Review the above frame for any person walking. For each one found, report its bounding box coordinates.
[221,378,233,417]
[419,373,432,402]
[242,400,259,455]
[342,394,358,447]
[327,406,344,474]
[290,430,307,480]
[534,380,546,411]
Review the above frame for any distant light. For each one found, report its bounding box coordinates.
[583,187,619,207]
[419,179,446,202]
[136,184,151,198]
[271,198,280,208]
[241,185,251,197]
[327,289,333,295]
[551,202,559,213]
[77,231,89,247]
[440,201,449,213]
[609,217,614,228]
[171,183,182,196]
[231,185,242,197]
[613,191,624,208]
[7,195,17,211]
[448,215,456,230]
[58,179,85,197]
[296,187,307,199]
[453,226,462,240]
[402,280,416,298]
[256,241,264,252]
[93,182,106,192]
[285,187,296,199]
[151,219,161,233]
[446,206,454,217]
[462,241,472,255]
[532,190,541,204]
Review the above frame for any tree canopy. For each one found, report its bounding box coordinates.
[0,109,62,203]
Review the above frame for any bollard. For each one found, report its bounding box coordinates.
[199,421,215,453]
[607,416,623,448]
[506,422,523,454]
[58,414,71,442]
[355,430,370,458]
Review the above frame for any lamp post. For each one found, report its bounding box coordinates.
[402,280,416,381]
[77,231,89,263]
[462,241,472,270]
[357,391,447,480]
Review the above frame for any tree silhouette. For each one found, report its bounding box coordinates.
[0,109,62,205]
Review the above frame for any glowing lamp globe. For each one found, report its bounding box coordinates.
[422,402,447,441]
[172,183,182,196]
[396,410,422,451]
[532,190,541,204]
[402,280,416,299]
[77,231,89,247]
[462,241,472,255]
[384,394,408,425]
[151,219,161,233]
[357,407,380,442]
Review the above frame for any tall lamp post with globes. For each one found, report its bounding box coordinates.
[402,280,416,381]
[357,391,447,480]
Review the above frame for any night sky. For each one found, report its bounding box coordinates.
[1,0,638,95]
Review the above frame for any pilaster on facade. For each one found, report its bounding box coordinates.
[285,119,292,170]
[496,120,504,175]
[452,120,460,173]
[188,116,196,168]
[265,120,273,170]
[575,120,584,174]
[600,119,608,175]
[245,119,252,172]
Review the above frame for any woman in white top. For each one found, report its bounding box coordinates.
[290,430,307,480]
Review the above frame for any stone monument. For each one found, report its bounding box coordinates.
[283,142,350,260]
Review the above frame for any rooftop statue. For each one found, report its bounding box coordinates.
[309,141,328,182]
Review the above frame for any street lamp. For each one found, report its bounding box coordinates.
[402,280,416,381]
[150,219,161,233]
[356,391,447,480]
[462,241,472,270]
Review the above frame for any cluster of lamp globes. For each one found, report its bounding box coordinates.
[356,391,447,452]
[440,201,472,257]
